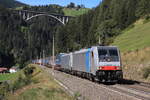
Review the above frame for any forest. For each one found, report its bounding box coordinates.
[56,0,150,53]
[0,4,64,68]
[0,0,150,68]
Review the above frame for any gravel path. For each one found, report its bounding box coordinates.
[42,66,139,100]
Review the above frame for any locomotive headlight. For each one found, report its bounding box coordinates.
[99,66,102,70]
[98,66,104,70]
[97,66,101,70]
[116,66,121,70]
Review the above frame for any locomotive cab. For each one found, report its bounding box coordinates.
[95,46,123,82]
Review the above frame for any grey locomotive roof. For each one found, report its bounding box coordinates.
[97,46,118,49]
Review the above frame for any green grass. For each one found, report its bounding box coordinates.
[15,7,23,10]
[17,87,71,100]
[111,19,150,82]
[0,72,19,82]
[112,19,150,52]
[4,64,73,100]
[63,8,90,16]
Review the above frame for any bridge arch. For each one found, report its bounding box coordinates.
[26,14,65,25]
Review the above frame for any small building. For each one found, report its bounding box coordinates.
[9,68,17,73]
[0,68,8,73]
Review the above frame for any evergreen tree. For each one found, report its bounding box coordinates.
[136,0,150,17]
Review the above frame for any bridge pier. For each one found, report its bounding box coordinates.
[62,17,65,25]
[66,17,69,23]
[23,12,26,20]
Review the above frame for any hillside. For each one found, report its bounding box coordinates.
[112,19,150,52]
[112,19,150,82]
[63,8,90,16]
[0,0,26,8]
[0,64,73,100]
[56,0,150,53]
[0,4,64,67]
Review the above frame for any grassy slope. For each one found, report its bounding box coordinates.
[112,19,150,82]
[0,73,19,82]
[63,8,90,16]
[121,47,150,82]
[112,20,150,52]
[2,64,73,100]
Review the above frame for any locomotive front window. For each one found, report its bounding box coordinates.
[98,49,108,62]
[109,49,118,56]
[98,49,107,56]
[98,48,119,62]
[108,49,119,61]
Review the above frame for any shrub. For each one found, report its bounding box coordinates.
[24,66,35,77]
[0,81,10,100]
[74,91,81,99]
[0,65,37,100]
[143,15,150,24]
[11,75,31,92]
[142,66,150,79]
[0,75,32,100]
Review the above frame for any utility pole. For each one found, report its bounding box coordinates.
[40,52,41,66]
[52,34,55,75]
[36,56,38,64]
[43,50,45,65]
[43,50,44,58]
[99,35,101,45]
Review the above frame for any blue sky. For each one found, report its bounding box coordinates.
[16,0,102,8]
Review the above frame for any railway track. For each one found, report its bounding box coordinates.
[92,78,150,100]
[44,66,150,100]
[66,73,150,100]
[138,82,150,88]
[90,78,150,100]
[109,84,150,100]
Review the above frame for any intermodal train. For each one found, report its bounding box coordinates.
[32,57,51,66]
[32,46,123,82]
[58,46,123,82]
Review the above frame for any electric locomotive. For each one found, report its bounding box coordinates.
[95,46,123,82]
[60,46,123,82]
[55,53,65,70]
